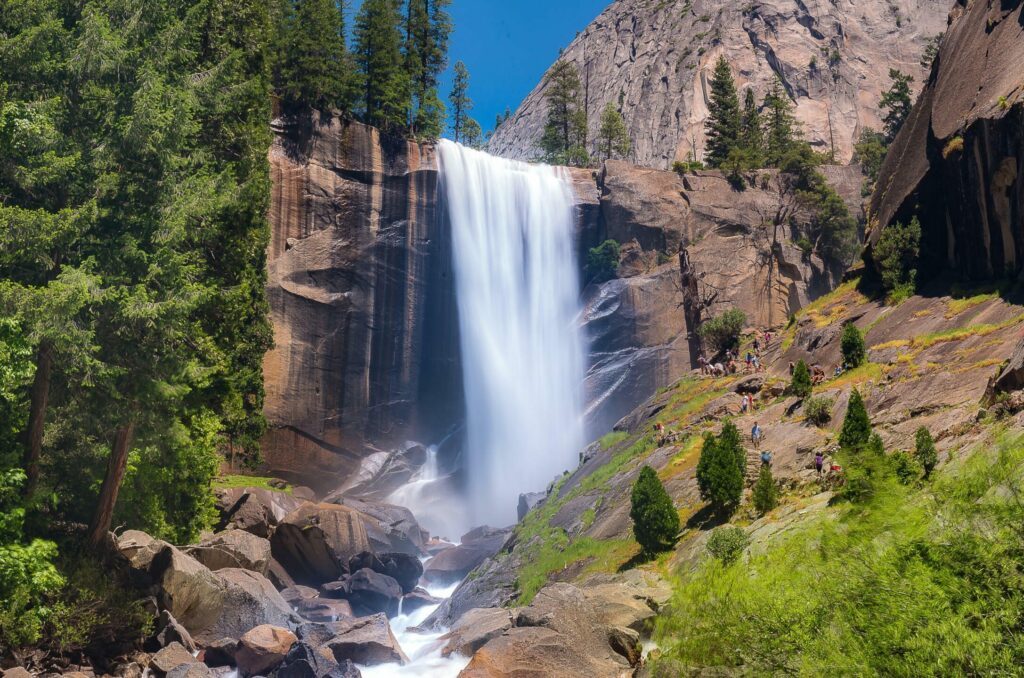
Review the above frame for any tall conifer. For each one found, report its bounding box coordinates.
[354,0,409,131]
[704,57,742,167]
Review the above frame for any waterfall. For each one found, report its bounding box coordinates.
[438,141,586,528]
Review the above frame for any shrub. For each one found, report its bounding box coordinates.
[841,323,866,368]
[696,423,744,515]
[707,526,749,564]
[795,236,813,255]
[941,136,964,158]
[586,240,621,284]
[698,309,747,352]
[789,360,812,398]
[915,427,938,478]
[874,216,921,302]
[630,466,680,554]
[890,450,921,485]
[840,433,887,503]
[803,395,834,426]
[839,389,872,450]
[752,464,778,514]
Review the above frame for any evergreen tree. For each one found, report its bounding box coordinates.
[752,464,778,514]
[739,88,764,166]
[763,79,798,167]
[790,360,812,398]
[915,426,938,478]
[404,0,452,137]
[630,465,680,554]
[276,0,352,111]
[841,324,866,368]
[448,60,473,142]
[540,61,589,166]
[462,117,484,149]
[495,106,513,129]
[839,389,872,450]
[597,103,630,161]
[718,420,746,477]
[354,0,410,132]
[704,57,742,168]
[695,432,717,500]
[880,69,914,143]
[698,422,744,515]
[874,216,921,300]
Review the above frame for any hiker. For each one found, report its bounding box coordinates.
[789,361,795,376]
[751,422,763,450]
[697,355,709,375]
[814,451,824,475]
[753,354,764,372]
[713,362,726,377]
[655,421,666,445]
[753,336,761,353]
[834,364,843,377]
[760,450,772,466]
[765,331,772,345]
[741,394,750,413]
[727,358,738,374]
[745,352,754,372]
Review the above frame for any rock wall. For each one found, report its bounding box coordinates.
[489,0,949,168]
[869,0,1024,281]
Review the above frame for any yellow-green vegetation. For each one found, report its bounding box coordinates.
[652,431,1024,675]
[661,378,730,428]
[598,430,629,449]
[946,290,999,318]
[870,338,910,351]
[827,361,884,390]
[212,474,292,494]
[780,279,864,351]
[942,135,964,158]
[659,435,702,482]
[912,311,1024,349]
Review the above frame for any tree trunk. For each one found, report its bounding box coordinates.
[87,421,136,548]
[679,248,706,366]
[21,340,53,498]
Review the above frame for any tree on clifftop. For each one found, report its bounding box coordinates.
[404,0,452,138]
[704,57,742,168]
[354,0,410,132]
[275,0,353,111]
[880,69,914,143]
[763,79,798,167]
[631,465,680,555]
[449,60,473,143]
[597,103,631,161]
[540,61,589,166]
[739,88,765,167]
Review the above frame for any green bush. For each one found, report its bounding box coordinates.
[698,309,747,352]
[874,217,921,301]
[752,464,778,514]
[586,239,621,284]
[630,466,680,555]
[890,450,921,485]
[839,389,872,450]
[706,526,749,565]
[696,422,744,515]
[789,360,812,398]
[840,433,887,503]
[803,395,834,426]
[915,426,938,478]
[840,323,866,368]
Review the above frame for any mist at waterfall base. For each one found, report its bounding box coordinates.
[390,140,586,538]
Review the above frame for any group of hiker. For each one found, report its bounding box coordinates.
[788,360,848,385]
[698,330,774,377]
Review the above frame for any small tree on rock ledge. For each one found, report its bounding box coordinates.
[630,466,680,555]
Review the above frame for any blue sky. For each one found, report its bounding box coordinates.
[348,1,610,136]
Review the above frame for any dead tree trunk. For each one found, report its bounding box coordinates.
[679,248,706,367]
[87,421,136,548]
[21,340,53,498]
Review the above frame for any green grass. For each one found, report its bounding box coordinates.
[212,474,291,493]
[515,536,637,606]
[912,312,1024,349]
[598,430,629,449]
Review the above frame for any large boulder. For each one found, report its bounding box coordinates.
[323,614,408,667]
[295,597,355,623]
[206,568,297,643]
[186,530,271,574]
[324,443,428,501]
[459,626,602,678]
[344,568,403,618]
[349,551,423,594]
[422,527,510,586]
[281,585,320,606]
[400,588,441,616]
[275,641,362,678]
[440,608,515,658]
[151,545,227,637]
[150,642,199,675]
[516,492,545,522]
[271,503,371,586]
[234,625,297,677]
[153,610,196,653]
[328,497,428,555]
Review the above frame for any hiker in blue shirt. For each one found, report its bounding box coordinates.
[751,422,763,450]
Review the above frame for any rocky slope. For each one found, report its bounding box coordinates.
[262,113,860,477]
[489,0,950,167]
[869,0,1023,281]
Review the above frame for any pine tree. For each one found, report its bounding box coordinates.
[354,0,410,132]
[404,0,452,137]
[840,323,866,368]
[839,389,872,450]
[704,57,742,168]
[880,69,914,143]
[276,0,352,111]
[763,78,798,167]
[697,422,744,515]
[630,465,680,554]
[597,103,630,160]
[695,432,717,499]
[915,426,938,478]
[448,60,473,142]
[739,88,764,166]
[790,360,812,398]
[540,61,589,166]
[718,420,746,477]
[752,464,778,514]
[462,117,483,149]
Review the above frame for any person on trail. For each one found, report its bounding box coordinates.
[655,421,666,445]
[834,365,843,377]
[789,361,795,376]
[745,352,754,371]
[741,394,750,413]
[814,451,825,475]
[751,422,763,450]
[727,358,738,374]
[761,450,772,466]
[753,336,761,353]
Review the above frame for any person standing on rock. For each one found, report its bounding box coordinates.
[752,422,763,450]
[815,451,825,475]
[741,394,750,414]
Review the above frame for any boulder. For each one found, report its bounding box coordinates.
[116,530,171,587]
[274,641,362,678]
[281,585,320,605]
[422,528,510,586]
[205,568,296,643]
[319,578,350,599]
[424,538,455,555]
[150,642,199,675]
[376,553,423,594]
[154,610,196,653]
[516,492,545,521]
[440,607,515,658]
[459,626,602,678]
[608,626,642,666]
[344,568,402,617]
[2,669,33,678]
[324,443,427,501]
[201,638,238,667]
[165,665,212,678]
[151,545,226,637]
[295,598,354,623]
[323,614,408,666]
[219,492,275,538]
[328,497,427,555]
[267,558,297,590]
[292,486,318,502]
[234,625,297,677]
[187,530,271,574]
[346,552,385,575]
[271,503,371,586]
[400,588,441,616]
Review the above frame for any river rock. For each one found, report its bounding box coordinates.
[325,443,428,501]
[201,638,238,667]
[295,598,354,623]
[271,503,371,586]
[424,538,455,555]
[328,497,428,555]
[422,528,510,586]
[274,641,362,678]
[165,665,212,678]
[267,558,297,590]
[234,625,297,677]
[218,492,275,538]
[150,642,198,675]
[281,585,320,605]
[344,568,403,617]
[209,568,296,641]
[323,614,408,666]
[459,626,603,678]
[151,545,226,638]
[400,588,441,616]
[187,530,271,574]
[1,669,32,678]
[154,610,196,653]
[440,607,515,658]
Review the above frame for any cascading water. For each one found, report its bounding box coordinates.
[438,140,586,527]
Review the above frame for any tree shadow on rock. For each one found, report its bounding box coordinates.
[685,503,730,531]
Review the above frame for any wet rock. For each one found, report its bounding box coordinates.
[274,641,362,678]
[187,530,272,575]
[344,568,402,617]
[325,443,427,501]
[377,553,423,594]
[154,610,196,653]
[517,492,545,521]
[319,579,349,599]
[323,614,408,666]
[608,626,642,666]
[424,538,455,555]
[295,598,354,623]
[271,503,371,586]
[400,588,441,616]
[328,497,428,555]
[150,642,198,675]
[346,551,384,574]
[422,528,510,586]
[234,625,297,677]
[201,638,238,667]
[165,665,212,678]
[208,568,296,642]
[440,608,515,658]
[280,585,320,605]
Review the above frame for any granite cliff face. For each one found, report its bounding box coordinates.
[489,0,949,167]
[869,0,1023,280]
[261,114,858,482]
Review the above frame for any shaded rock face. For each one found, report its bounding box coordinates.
[488,0,949,167]
[262,114,461,488]
[869,0,1024,282]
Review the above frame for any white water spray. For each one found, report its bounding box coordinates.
[438,141,586,528]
